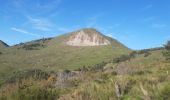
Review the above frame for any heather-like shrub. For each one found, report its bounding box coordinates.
[6,69,49,84]
[163,40,170,60]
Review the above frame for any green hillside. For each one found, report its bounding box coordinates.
[1,28,169,100]
[0,28,130,84]
[57,49,170,100]
[0,45,169,100]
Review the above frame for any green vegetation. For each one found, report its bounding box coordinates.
[163,40,170,60]
[0,77,66,100]
[0,29,130,85]
[58,48,169,100]
[0,46,169,100]
[0,30,169,100]
[21,43,45,50]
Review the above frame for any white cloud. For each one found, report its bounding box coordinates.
[105,33,115,38]
[27,16,53,31]
[142,4,153,10]
[36,0,62,9]
[141,17,155,22]
[12,0,62,17]
[11,27,39,36]
[105,31,136,42]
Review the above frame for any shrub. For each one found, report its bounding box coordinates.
[159,84,170,100]
[129,51,137,58]
[112,55,130,63]
[144,51,151,57]
[0,83,61,100]
[90,61,107,71]
[34,38,52,43]
[137,49,149,54]
[63,69,71,73]
[22,43,45,50]
[6,69,49,84]
[77,66,89,72]
[163,40,170,60]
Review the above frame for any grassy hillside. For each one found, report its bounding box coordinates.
[0,47,169,100]
[0,29,130,84]
[1,29,168,100]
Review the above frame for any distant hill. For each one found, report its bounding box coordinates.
[0,28,130,78]
[0,40,9,49]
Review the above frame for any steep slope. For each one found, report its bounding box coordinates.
[0,28,130,78]
[0,40,9,49]
[66,28,110,46]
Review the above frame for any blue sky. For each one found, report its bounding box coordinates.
[0,0,170,50]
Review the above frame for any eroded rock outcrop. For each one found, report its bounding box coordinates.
[66,28,111,46]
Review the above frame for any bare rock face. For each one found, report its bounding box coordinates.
[66,28,111,46]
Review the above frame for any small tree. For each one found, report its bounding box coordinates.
[144,51,151,57]
[112,55,131,63]
[163,40,170,60]
[129,51,137,58]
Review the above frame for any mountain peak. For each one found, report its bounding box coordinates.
[66,28,111,46]
[0,40,9,48]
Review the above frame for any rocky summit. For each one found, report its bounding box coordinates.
[66,28,111,46]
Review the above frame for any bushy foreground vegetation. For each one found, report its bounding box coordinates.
[0,41,170,100]
[0,79,66,100]
[0,69,69,100]
[163,40,170,60]
[0,49,170,100]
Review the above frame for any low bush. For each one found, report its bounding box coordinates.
[144,51,151,57]
[22,43,45,50]
[0,81,62,100]
[90,61,107,71]
[129,51,137,58]
[163,40,170,60]
[159,83,170,100]
[112,55,131,63]
[33,38,52,43]
[6,69,49,84]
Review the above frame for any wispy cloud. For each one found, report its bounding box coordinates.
[106,32,126,40]
[151,23,167,28]
[11,27,39,36]
[36,0,62,9]
[105,33,115,38]
[56,25,81,33]
[142,4,153,10]
[27,16,53,31]
[140,17,155,22]
[12,0,62,17]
